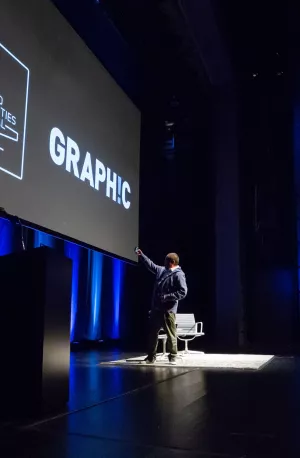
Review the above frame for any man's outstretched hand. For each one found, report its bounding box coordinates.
[136,248,143,256]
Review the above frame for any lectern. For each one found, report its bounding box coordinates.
[0,247,72,416]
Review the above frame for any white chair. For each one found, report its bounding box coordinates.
[176,313,204,354]
[157,314,204,357]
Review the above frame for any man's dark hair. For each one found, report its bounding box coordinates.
[166,253,179,265]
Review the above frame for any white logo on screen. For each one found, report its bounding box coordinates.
[0,95,18,149]
[49,127,131,210]
[0,42,30,180]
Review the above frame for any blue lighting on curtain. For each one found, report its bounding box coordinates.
[164,134,175,151]
[89,251,103,340]
[0,218,13,256]
[34,230,54,248]
[294,103,300,308]
[112,258,124,339]
[65,241,80,342]
[271,269,294,298]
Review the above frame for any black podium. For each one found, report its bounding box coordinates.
[0,247,72,417]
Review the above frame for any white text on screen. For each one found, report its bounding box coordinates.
[49,127,131,210]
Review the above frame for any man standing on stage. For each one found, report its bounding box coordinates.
[136,249,188,365]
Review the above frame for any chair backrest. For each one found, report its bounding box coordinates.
[176,314,196,333]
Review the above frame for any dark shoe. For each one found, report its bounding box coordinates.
[169,356,177,365]
[141,356,156,365]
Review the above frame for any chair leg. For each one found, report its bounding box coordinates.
[184,340,189,354]
[163,338,167,355]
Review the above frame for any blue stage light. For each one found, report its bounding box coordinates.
[112,258,124,339]
[33,230,54,248]
[0,217,13,256]
[89,250,103,340]
[65,241,81,342]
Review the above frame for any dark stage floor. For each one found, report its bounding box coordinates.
[0,351,299,457]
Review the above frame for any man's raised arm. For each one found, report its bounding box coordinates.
[136,249,162,275]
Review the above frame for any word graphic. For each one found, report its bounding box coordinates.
[0,95,19,152]
[0,42,30,179]
[49,127,132,210]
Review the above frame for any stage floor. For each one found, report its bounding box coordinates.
[0,351,299,457]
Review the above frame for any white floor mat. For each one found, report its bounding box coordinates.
[100,352,274,370]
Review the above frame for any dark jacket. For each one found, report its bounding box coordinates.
[140,253,188,313]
